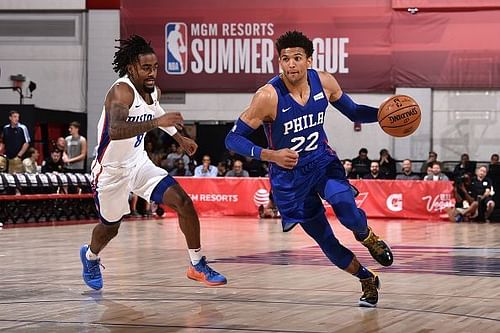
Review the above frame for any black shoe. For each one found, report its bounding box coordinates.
[360,227,393,266]
[359,274,380,307]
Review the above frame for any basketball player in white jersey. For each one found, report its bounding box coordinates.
[80,35,226,290]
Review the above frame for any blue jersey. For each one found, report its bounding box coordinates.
[263,69,349,228]
[264,69,331,167]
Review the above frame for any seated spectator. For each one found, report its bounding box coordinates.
[447,173,479,222]
[162,144,190,171]
[225,160,249,177]
[363,161,386,179]
[352,148,371,179]
[223,150,242,171]
[22,147,40,174]
[472,166,496,222]
[217,162,227,177]
[379,148,397,179]
[170,158,192,176]
[259,190,280,218]
[396,159,420,180]
[452,153,476,180]
[41,149,64,173]
[194,155,217,177]
[243,156,266,177]
[423,162,449,181]
[421,151,439,174]
[487,153,500,194]
[342,159,356,179]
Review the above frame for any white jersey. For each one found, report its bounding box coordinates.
[95,76,165,168]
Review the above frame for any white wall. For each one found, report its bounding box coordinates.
[0,12,86,112]
[86,10,121,155]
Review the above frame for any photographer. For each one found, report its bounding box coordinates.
[448,173,478,222]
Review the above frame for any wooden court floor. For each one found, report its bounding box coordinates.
[0,217,499,332]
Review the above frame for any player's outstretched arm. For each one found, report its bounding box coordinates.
[225,85,298,169]
[107,83,183,140]
[319,71,378,123]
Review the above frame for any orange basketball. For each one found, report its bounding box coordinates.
[378,95,421,137]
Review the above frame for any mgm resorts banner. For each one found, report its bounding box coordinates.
[121,0,500,92]
[121,0,392,92]
[162,178,454,220]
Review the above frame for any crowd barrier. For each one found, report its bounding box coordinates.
[163,178,455,220]
[0,174,457,223]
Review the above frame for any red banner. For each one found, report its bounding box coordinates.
[121,0,500,92]
[163,178,454,220]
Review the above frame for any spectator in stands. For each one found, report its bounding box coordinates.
[452,153,476,180]
[22,147,40,174]
[487,153,500,194]
[217,161,227,177]
[145,141,161,166]
[420,151,438,173]
[472,166,495,222]
[396,159,420,180]
[243,156,266,177]
[41,149,64,173]
[225,159,249,177]
[1,110,30,173]
[163,143,189,171]
[363,161,385,179]
[170,158,192,176]
[194,155,217,177]
[352,148,371,179]
[423,162,449,181]
[448,173,479,222]
[55,137,66,152]
[222,150,241,171]
[63,121,87,173]
[342,159,356,179]
[378,148,397,179]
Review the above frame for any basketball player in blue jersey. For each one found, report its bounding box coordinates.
[226,31,392,307]
[79,35,226,290]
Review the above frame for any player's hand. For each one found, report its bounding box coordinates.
[157,112,183,128]
[178,136,198,156]
[273,148,299,169]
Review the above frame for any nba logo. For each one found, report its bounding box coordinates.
[165,22,188,75]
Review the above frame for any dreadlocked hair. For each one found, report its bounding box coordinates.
[112,35,155,77]
[275,31,314,58]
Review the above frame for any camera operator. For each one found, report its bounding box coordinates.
[471,166,496,222]
[448,173,479,222]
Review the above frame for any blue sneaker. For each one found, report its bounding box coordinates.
[186,256,227,286]
[80,244,103,290]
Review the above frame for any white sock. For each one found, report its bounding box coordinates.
[86,247,99,261]
[188,248,203,265]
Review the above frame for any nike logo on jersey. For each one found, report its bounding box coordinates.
[282,106,292,113]
[313,92,324,101]
[135,105,141,108]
